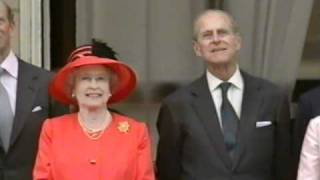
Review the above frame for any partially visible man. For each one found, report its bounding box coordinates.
[0,1,65,179]
[293,86,320,178]
[156,9,291,180]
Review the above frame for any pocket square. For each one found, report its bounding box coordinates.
[32,106,42,112]
[256,121,272,128]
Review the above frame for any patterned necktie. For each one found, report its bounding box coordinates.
[0,67,14,151]
[220,82,239,158]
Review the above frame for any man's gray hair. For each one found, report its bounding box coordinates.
[193,9,239,41]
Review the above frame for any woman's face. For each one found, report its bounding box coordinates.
[73,65,112,110]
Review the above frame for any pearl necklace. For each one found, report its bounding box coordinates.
[78,111,111,140]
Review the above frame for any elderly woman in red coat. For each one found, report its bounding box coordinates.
[33,40,155,180]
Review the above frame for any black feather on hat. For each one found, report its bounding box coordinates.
[91,39,118,60]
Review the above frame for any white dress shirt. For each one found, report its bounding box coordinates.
[0,51,18,115]
[206,66,244,127]
[297,116,320,180]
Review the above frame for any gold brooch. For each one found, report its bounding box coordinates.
[118,121,130,133]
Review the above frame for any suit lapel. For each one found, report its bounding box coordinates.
[190,75,233,168]
[10,60,39,147]
[233,71,263,168]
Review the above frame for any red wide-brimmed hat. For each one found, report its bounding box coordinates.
[49,44,137,105]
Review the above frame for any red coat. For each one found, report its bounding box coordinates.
[33,113,155,180]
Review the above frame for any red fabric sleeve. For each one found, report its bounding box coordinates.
[33,120,53,180]
[136,124,155,180]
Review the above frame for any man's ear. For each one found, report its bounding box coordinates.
[193,41,201,57]
[9,22,15,38]
[235,35,242,51]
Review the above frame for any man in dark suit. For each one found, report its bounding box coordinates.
[0,1,65,179]
[293,86,320,178]
[156,9,291,180]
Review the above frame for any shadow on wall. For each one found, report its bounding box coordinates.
[124,82,184,103]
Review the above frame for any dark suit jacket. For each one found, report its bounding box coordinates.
[293,86,320,178]
[156,71,291,180]
[0,60,67,180]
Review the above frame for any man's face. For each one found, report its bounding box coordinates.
[193,12,241,66]
[0,2,13,58]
